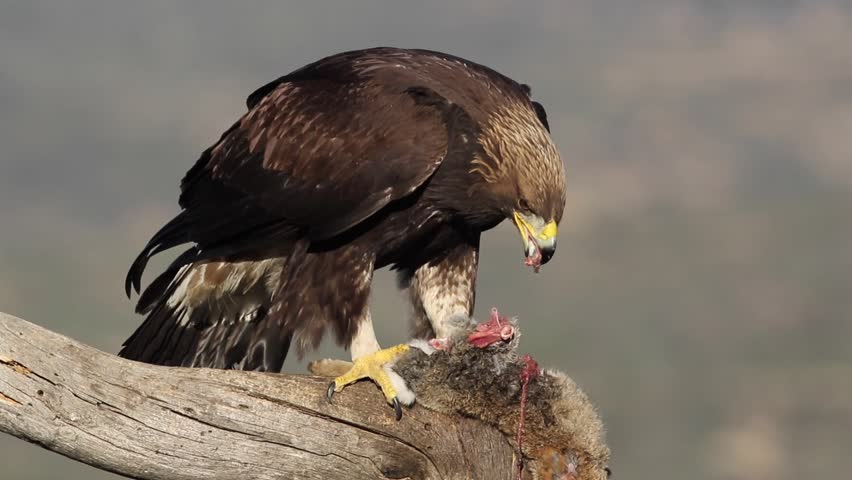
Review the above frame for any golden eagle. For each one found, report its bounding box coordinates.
[121,47,565,409]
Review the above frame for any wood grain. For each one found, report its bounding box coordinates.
[0,312,517,480]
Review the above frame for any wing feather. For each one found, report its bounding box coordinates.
[181,70,450,243]
[127,59,457,294]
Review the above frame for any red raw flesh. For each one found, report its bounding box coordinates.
[467,308,515,348]
[516,354,540,480]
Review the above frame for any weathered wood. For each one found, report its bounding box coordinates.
[0,312,517,480]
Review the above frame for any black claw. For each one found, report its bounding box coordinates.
[392,397,403,421]
[326,382,336,403]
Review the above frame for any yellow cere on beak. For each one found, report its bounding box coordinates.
[513,212,558,244]
[513,211,558,270]
[539,220,558,241]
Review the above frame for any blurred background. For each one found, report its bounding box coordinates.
[1,1,850,479]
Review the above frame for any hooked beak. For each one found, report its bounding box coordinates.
[512,211,557,273]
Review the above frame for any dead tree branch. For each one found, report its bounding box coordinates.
[0,312,516,479]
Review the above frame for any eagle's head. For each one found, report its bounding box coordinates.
[474,93,566,272]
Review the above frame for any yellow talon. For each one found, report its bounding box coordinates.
[326,343,410,420]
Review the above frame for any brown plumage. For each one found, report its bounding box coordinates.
[394,312,611,480]
[120,47,566,373]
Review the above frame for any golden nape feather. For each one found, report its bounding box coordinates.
[391,309,611,480]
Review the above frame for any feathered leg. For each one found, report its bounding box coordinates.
[408,236,479,338]
[308,310,379,376]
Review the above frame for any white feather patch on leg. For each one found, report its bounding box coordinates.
[407,338,438,355]
[384,365,416,406]
[350,311,382,360]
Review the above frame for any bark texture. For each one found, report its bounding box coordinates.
[0,312,517,479]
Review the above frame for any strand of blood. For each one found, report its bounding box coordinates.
[516,354,540,480]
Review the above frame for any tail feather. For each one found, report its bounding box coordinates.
[120,261,197,365]
[119,301,191,365]
[119,259,293,372]
[156,307,201,366]
[125,211,194,297]
[136,247,199,314]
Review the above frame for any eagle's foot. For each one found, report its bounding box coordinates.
[325,343,413,421]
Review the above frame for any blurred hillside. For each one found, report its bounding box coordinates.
[1,1,850,479]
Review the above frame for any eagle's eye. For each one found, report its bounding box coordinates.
[518,198,532,212]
